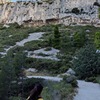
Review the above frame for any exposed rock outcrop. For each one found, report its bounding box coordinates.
[0,0,100,26]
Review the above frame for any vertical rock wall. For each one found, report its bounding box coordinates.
[0,0,99,26]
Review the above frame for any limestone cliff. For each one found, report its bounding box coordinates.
[0,0,10,4]
[0,0,100,26]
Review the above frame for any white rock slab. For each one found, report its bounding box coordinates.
[33,47,59,55]
[0,32,44,55]
[16,32,44,46]
[27,75,63,82]
[28,47,60,61]
[31,55,60,61]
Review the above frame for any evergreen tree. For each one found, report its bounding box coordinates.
[13,51,26,98]
[13,51,26,78]
[73,32,85,47]
[94,32,100,49]
[0,51,15,100]
[73,44,100,79]
[53,25,60,49]
[0,51,26,99]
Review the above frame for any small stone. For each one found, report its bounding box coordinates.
[9,35,12,37]
[96,49,100,53]
[86,30,90,33]
[26,68,38,73]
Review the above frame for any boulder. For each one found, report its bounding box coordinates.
[66,68,76,75]
[65,76,76,83]
[96,49,100,53]
[86,29,90,33]
[57,68,75,77]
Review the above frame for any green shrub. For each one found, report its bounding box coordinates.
[72,8,80,14]
[10,78,44,98]
[94,32,100,49]
[9,23,21,28]
[53,25,61,49]
[63,75,78,87]
[52,81,74,99]
[42,87,52,100]
[24,40,48,51]
[9,96,22,100]
[37,53,49,57]
[44,47,52,51]
[73,32,86,47]
[59,66,69,73]
[85,77,97,83]
[71,80,78,87]
[96,76,100,84]
[94,2,100,7]
[73,44,100,79]
[25,58,62,74]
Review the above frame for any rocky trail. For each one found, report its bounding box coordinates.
[74,80,100,100]
[0,32,59,60]
[27,75,100,100]
[0,32,44,55]
[16,32,44,46]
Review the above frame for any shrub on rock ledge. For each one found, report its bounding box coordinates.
[72,8,80,14]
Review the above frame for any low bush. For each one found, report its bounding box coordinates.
[25,58,62,74]
[63,75,78,87]
[94,2,100,7]
[96,76,100,84]
[72,8,80,14]
[73,44,100,79]
[52,81,74,99]
[37,53,49,57]
[10,78,44,98]
[44,47,52,51]
[24,40,48,51]
[85,77,97,83]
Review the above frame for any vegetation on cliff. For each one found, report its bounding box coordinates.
[0,23,100,99]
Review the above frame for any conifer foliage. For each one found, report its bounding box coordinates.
[94,32,100,49]
[53,25,61,49]
[73,45,100,79]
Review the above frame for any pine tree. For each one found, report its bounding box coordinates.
[13,51,26,98]
[94,32,100,49]
[0,51,15,99]
[73,32,85,47]
[53,25,60,49]
[13,51,26,78]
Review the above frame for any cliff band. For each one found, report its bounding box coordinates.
[0,0,100,26]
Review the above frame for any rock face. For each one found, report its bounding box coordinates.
[0,0,10,4]
[0,0,100,26]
